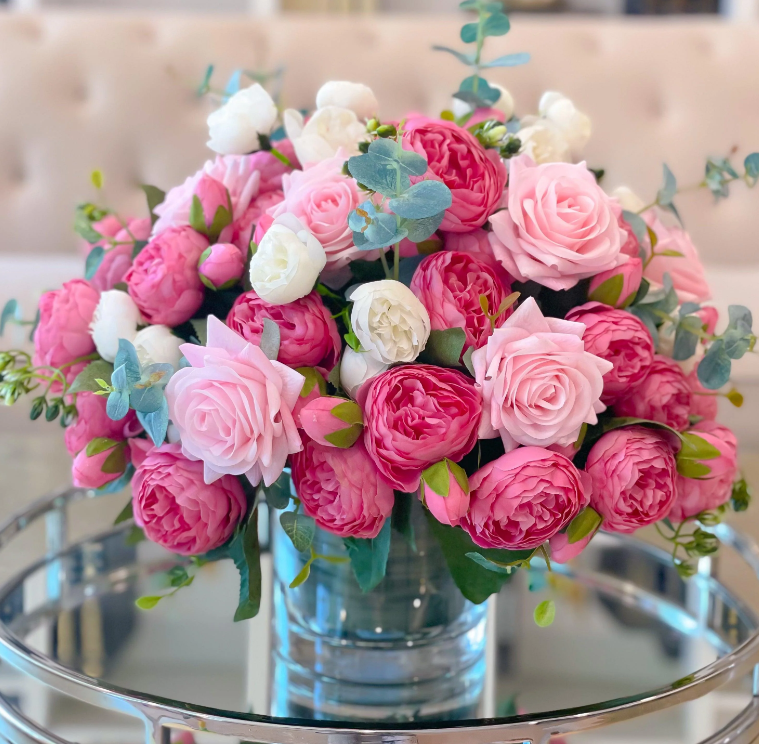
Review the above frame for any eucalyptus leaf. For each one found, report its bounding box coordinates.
[723,328,751,360]
[260,318,281,361]
[84,246,105,280]
[388,180,452,220]
[481,52,530,68]
[622,210,648,246]
[657,163,677,206]
[432,45,475,65]
[280,511,316,553]
[97,464,135,494]
[0,299,19,336]
[457,75,501,106]
[402,211,446,243]
[347,139,427,198]
[114,339,141,389]
[397,253,428,287]
[460,22,478,43]
[466,552,516,575]
[106,389,130,421]
[137,397,170,446]
[672,319,701,362]
[728,305,753,334]
[261,470,292,510]
[745,153,759,184]
[365,212,407,249]
[229,509,262,622]
[697,341,732,390]
[344,519,392,593]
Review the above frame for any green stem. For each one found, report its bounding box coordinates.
[269,147,293,169]
[379,250,392,280]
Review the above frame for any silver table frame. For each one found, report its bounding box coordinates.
[0,486,758,744]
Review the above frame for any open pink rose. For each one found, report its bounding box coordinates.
[410,250,512,352]
[614,355,691,431]
[125,226,208,326]
[587,426,677,533]
[462,447,589,550]
[670,421,738,521]
[65,392,140,456]
[566,302,655,405]
[588,257,643,309]
[362,364,481,492]
[291,437,394,539]
[165,316,304,486]
[198,243,245,290]
[642,210,711,304]
[488,156,624,291]
[90,217,152,292]
[71,444,129,490]
[473,297,612,451]
[688,365,719,421]
[404,118,506,233]
[132,443,246,555]
[227,290,341,371]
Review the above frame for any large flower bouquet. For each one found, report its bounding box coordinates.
[2,1,757,624]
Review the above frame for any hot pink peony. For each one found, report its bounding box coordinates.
[488,156,624,291]
[472,297,612,451]
[226,290,341,371]
[587,257,643,310]
[670,420,738,521]
[198,243,245,290]
[566,302,655,405]
[90,217,152,292]
[71,445,128,490]
[410,250,513,352]
[614,355,691,431]
[132,443,246,555]
[165,316,304,486]
[586,426,677,533]
[404,118,506,233]
[291,437,394,539]
[362,364,481,492]
[125,226,208,326]
[462,447,589,550]
[65,392,140,456]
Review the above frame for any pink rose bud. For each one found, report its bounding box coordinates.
[198,243,245,290]
[588,257,643,309]
[192,174,232,237]
[71,442,129,490]
[696,306,719,336]
[298,396,364,448]
[292,367,327,422]
[549,530,592,564]
[421,458,470,527]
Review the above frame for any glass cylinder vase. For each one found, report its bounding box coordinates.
[269,498,488,722]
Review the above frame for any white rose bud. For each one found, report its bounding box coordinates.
[284,106,367,166]
[340,347,389,400]
[451,83,515,122]
[207,83,278,156]
[538,92,591,160]
[249,213,327,305]
[90,290,142,363]
[133,325,183,370]
[612,186,647,214]
[517,118,572,164]
[315,81,379,121]
[349,280,431,365]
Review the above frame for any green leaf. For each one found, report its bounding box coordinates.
[347,139,428,198]
[141,184,166,227]
[74,205,104,244]
[402,211,446,243]
[260,318,280,361]
[208,204,233,243]
[432,45,475,65]
[189,194,207,235]
[457,76,501,107]
[84,245,105,280]
[101,443,127,474]
[364,212,408,249]
[114,338,142,390]
[114,499,133,525]
[677,459,712,479]
[391,491,416,552]
[672,317,701,362]
[344,519,392,593]
[726,388,744,407]
[0,299,20,335]
[421,459,451,497]
[466,552,518,575]
[679,431,721,461]
[280,511,316,553]
[588,274,623,307]
[534,599,556,628]
[744,153,759,185]
[731,477,752,512]
[135,595,163,610]
[657,163,677,206]
[421,327,466,367]
[566,507,602,544]
[462,346,475,376]
[482,11,510,36]
[323,424,363,448]
[460,22,478,43]
[331,400,364,426]
[481,52,530,68]
[698,340,732,390]
[91,170,104,189]
[296,367,327,398]
[230,509,262,622]
[86,437,119,456]
[261,470,292,510]
[388,180,452,220]
[125,525,145,545]
[289,561,311,589]
[197,63,215,96]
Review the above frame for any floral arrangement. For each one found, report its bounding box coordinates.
[2,0,757,625]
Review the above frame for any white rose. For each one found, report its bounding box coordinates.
[349,280,431,365]
[451,83,515,122]
[284,106,367,166]
[133,325,183,370]
[207,84,278,156]
[315,81,378,121]
[249,213,327,305]
[340,347,389,400]
[612,186,647,214]
[517,118,572,164]
[538,92,591,160]
[90,291,142,363]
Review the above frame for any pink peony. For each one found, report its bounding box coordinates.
[165,316,304,486]
[422,462,471,527]
[231,189,284,251]
[462,447,589,550]
[670,420,738,521]
[291,437,394,539]
[125,226,208,326]
[132,443,246,555]
[587,257,643,310]
[642,210,711,304]
[65,392,140,456]
[90,217,152,292]
[297,396,363,448]
[488,156,624,291]
[587,426,677,533]
[614,355,691,431]
[566,302,655,405]
[688,365,719,421]
[362,364,481,492]
[226,290,341,371]
[404,118,506,233]
[33,279,99,384]
[443,229,495,265]
[71,445,128,490]
[410,250,513,352]
[472,297,612,451]
[198,243,245,290]
[549,530,592,564]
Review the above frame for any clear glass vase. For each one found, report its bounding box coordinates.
[269,498,488,723]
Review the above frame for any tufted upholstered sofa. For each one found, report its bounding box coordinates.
[0,11,758,440]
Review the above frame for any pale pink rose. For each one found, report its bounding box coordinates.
[132,443,246,555]
[198,243,245,290]
[670,421,738,521]
[165,316,304,486]
[231,189,284,252]
[423,465,470,527]
[410,250,513,353]
[291,437,394,539]
[489,156,624,291]
[642,210,711,304]
[65,392,140,456]
[90,218,152,292]
[297,396,363,448]
[588,257,643,309]
[566,302,655,405]
[614,355,691,431]
[125,226,208,326]
[688,365,719,421]
[462,447,589,550]
[549,530,592,564]
[362,364,482,492]
[587,426,677,533]
[226,290,341,371]
[472,297,613,451]
[404,117,507,233]
[618,212,640,258]
[71,445,128,490]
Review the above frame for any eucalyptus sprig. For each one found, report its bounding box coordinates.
[655,515,721,579]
